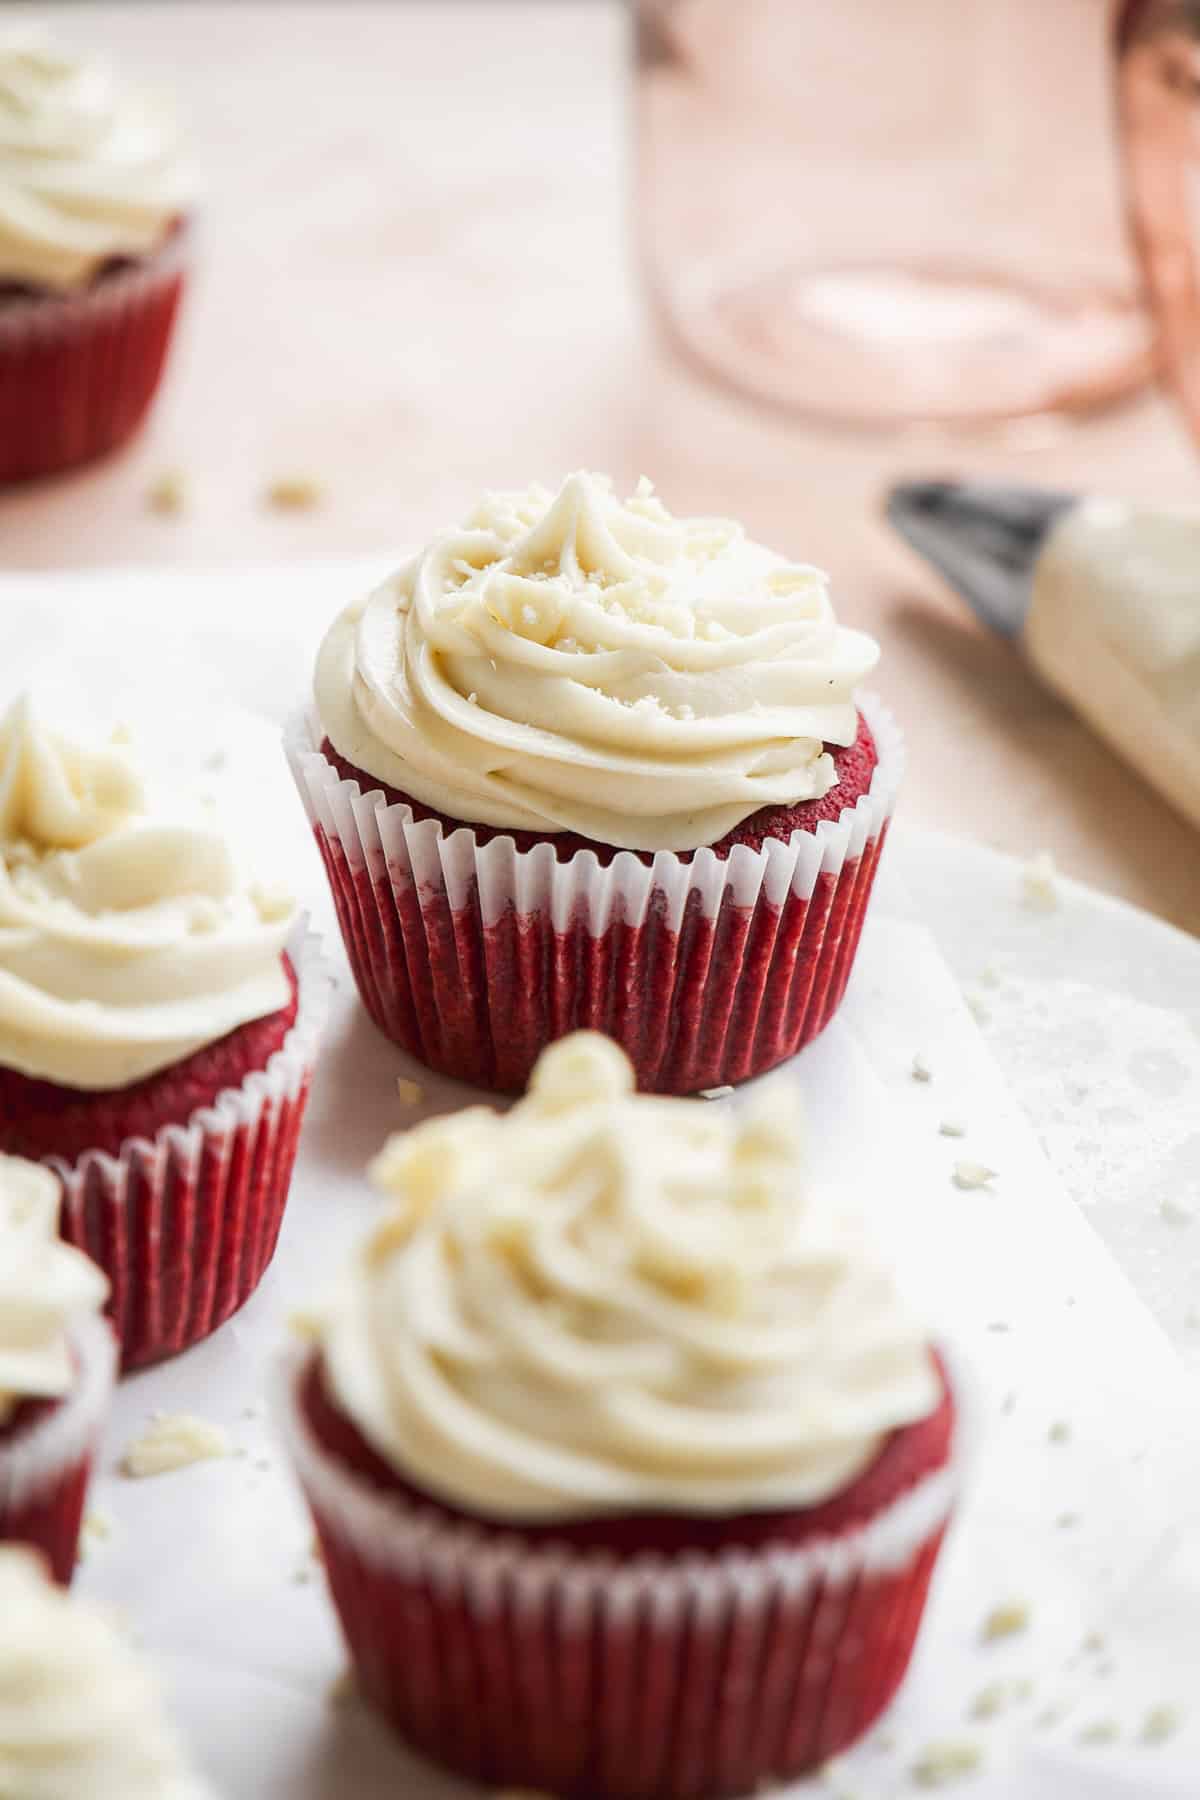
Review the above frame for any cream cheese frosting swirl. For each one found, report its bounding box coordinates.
[0,696,294,1092]
[0,28,191,291]
[0,1154,108,1423]
[315,472,880,852]
[0,1549,215,1800]
[319,1033,939,1520]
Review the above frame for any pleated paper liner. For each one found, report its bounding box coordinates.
[286,693,903,1094]
[279,1345,962,1799]
[0,1314,116,1584]
[49,925,334,1371]
[0,225,189,486]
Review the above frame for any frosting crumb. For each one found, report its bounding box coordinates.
[1160,1194,1194,1227]
[964,991,991,1027]
[146,469,188,515]
[1077,1719,1119,1747]
[970,1681,1013,1720]
[264,474,324,511]
[939,1118,966,1138]
[981,1600,1030,1642]
[76,1511,113,1563]
[699,1085,734,1100]
[328,1667,357,1707]
[1022,849,1060,911]
[1141,1704,1181,1744]
[121,1413,231,1478]
[1048,1419,1072,1444]
[953,1161,996,1191]
[911,1054,933,1083]
[910,1739,982,1786]
[289,1308,325,1342]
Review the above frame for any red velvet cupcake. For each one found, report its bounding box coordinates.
[279,1034,963,1798]
[0,696,332,1368]
[288,472,901,1094]
[0,1155,115,1584]
[0,30,192,485]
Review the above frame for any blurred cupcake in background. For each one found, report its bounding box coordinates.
[0,1154,114,1585]
[280,1032,961,1798]
[0,26,193,485]
[0,1547,216,1796]
[0,695,333,1369]
[289,470,899,1094]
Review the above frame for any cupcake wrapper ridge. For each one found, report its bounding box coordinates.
[0,1314,116,1584]
[286,693,903,1094]
[278,1346,961,1798]
[49,923,334,1371]
[0,228,189,486]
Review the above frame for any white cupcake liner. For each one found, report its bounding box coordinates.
[277,1344,963,1793]
[49,923,335,1370]
[0,1312,116,1582]
[285,694,903,1093]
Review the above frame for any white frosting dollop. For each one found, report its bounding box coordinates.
[0,1549,215,1799]
[0,1154,108,1423]
[0,696,294,1092]
[319,1032,938,1520]
[315,472,879,852]
[0,27,191,291]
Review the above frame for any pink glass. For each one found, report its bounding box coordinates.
[1116,0,1200,444]
[635,0,1156,426]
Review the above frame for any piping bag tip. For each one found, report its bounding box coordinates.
[885,478,1076,639]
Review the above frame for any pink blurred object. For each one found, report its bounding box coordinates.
[1117,0,1200,450]
[635,0,1156,425]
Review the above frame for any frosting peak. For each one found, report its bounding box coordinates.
[0,695,295,1092]
[0,1153,108,1422]
[318,1032,939,1520]
[0,27,191,291]
[0,1549,215,1799]
[316,472,879,851]
[0,696,143,851]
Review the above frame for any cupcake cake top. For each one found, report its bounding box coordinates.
[0,696,295,1091]
[316,471,879,851]
[0,1548,215,1799]
[0,1153,108,1423]
[315,1032,938,1520]
[0,27,191,292]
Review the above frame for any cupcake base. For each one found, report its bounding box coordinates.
[0,960,300,1163]
[0,1314,116,1584]
[46,928,332,1371]
[0,227,188,487]
[280,1348,960,1798]
[287,695,903,1094]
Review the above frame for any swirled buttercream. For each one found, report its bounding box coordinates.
[315,472,880,851]
[0,28,191,291]
[318,1032,938,1520]
[0,1549,214,1799]
[0,1154,108,1423]
[0,696,294,1091]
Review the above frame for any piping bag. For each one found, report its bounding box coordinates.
[887,481,1200,831]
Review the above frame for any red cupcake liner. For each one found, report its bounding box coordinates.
[0,1314,116,1584]
[47,926,333,1372]
[285,694,902,1094]
[0,227,188,486]
[278,1346,960,1798]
